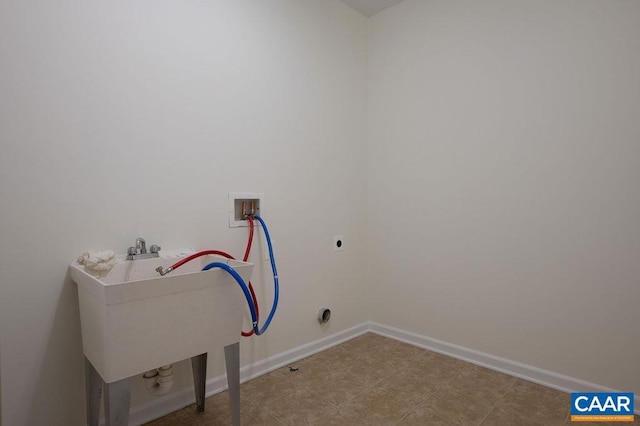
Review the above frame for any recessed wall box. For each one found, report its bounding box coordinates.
[228,192,264,228]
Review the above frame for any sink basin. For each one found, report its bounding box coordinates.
[69,252,254,383]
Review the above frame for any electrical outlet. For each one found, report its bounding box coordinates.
[333,235,344,251]
[228,192,264,228]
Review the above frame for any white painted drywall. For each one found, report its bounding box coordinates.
[3,0,640,423]
[367,0,640,394]
[0,1,367,424]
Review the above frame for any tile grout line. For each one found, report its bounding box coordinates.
[315,338,439,425]
[391,389,441,426]
[267,412,288,425]
[391,365,471,426]
[475,377,518,425]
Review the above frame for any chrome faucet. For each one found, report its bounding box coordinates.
[136,237,147,254]
[127,237,161,260]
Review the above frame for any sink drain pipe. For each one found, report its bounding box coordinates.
[143,365,174,396]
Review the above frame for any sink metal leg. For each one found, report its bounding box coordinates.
[85,357,102,426]
[224,342,241,426]
[191,353,208,412]
[104,376,132,426]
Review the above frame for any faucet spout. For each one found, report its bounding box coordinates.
[136,237,147,254]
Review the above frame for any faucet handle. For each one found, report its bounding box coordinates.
[150,245,161,254]
[127,247,137,255]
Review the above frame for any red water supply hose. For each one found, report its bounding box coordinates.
[241,216,258,336]
[167,216,259,336]
[243,215,254,263]
[170,249,235,270]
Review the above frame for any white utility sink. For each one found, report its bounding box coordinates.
[69,253,254,383]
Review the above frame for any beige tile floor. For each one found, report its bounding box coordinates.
[145,333,639,426]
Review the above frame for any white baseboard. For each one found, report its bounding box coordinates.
[129,321,639,424]
[129,322,369,425]
[368,322,640,415]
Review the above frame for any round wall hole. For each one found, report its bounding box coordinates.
[318,308,331,324]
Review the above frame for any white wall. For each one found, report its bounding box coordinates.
[0,1,368,424]
[3,1,640,423]
[368,0,640,395]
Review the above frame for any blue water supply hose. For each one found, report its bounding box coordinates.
[202,215,279,336]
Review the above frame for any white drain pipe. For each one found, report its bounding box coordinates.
[142,365,174,396]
